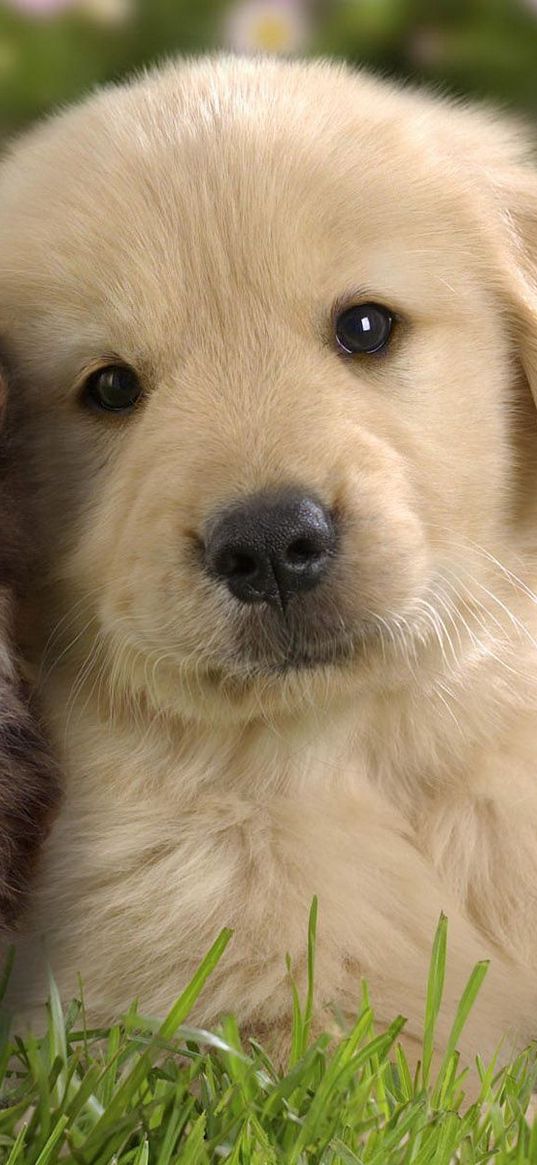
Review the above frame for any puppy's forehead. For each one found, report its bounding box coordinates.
[0,57,492,363]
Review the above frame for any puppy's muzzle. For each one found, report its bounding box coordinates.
[203,487,338,611]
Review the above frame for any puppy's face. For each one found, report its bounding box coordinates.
[1,58,536,724]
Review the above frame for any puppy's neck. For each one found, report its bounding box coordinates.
[37,620,536,814]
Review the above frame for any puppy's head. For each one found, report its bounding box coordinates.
[0,56,536,725]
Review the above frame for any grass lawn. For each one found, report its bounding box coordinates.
[1,908,536,1164]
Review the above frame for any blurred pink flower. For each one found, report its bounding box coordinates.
[3,0,77,13]
[223,0,310,54]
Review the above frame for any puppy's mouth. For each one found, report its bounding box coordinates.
[204,630,371,688]
[270,640,358,673]
[230,587,377,671]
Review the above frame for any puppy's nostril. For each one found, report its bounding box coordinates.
[286,537,321,565]
[217,549,258,579]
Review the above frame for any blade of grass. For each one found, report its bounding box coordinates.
[32,1115,69,1165]
[159,929,233,1041]
[302,896,318,1054]
[285,953,303,1070]
[131,1137,149,1165]
[4,1126,28,1165]
[177,1113,207,1164]
[46,970,69,1109]
[99,1024,121,1109]
[432,960,489,1107]
[421,913,447,1090]
[81,928,232,1162]
[155,1083,192,1165]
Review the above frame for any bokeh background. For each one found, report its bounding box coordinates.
[0,0,536,137]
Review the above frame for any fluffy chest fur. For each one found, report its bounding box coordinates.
[12,621,537,1067]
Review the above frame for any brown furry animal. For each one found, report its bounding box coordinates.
[2,55,537,1069]
[0,368,60,929]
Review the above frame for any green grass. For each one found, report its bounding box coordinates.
[1,908,537,1163]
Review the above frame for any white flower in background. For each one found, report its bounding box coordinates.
[223,0,310,54]
[3,0,77,14]
[78,0,131,23]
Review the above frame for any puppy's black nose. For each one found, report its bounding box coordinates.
[203,489,337,608]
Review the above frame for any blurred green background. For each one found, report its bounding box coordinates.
[0,0,536,137]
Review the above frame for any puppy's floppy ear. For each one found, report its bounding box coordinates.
[436,100,537,403]
[487,164,537,405]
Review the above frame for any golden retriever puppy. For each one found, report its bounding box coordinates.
[1,54,537,1066]
[0,367,60,929]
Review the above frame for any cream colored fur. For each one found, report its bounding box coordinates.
[1,55,537,1068]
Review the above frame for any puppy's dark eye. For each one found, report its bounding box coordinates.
[335,303,393,355]
[82,364,142,412]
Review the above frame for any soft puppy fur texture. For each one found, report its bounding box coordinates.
[2,54,537,1065]
[0,371,60,929]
